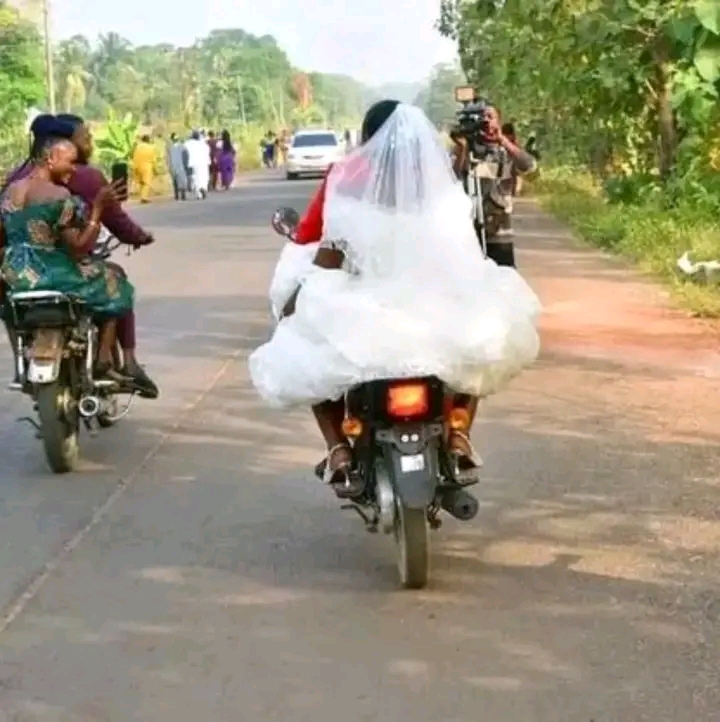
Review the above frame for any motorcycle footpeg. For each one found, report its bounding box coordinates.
[450,455,482,487]
[455,469,480,487]
[331,471,365,500]
[93,379,118,390]
[440,487,479,522]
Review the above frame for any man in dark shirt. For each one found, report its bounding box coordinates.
[55,115,158,398]
[207,131,219,191]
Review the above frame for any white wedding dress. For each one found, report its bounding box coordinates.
[249,104,541,408]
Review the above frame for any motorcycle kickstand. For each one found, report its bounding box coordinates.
[341,503,379,533]
[17,415,42,438]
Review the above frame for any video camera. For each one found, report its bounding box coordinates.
[450,85,500,161]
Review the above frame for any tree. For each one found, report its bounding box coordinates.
[414,61,466,126]
[43,29,376,131]
[0,1,43,170]
[55,35,92,112]
[438,0,720,179]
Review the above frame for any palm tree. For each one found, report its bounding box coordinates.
[91,32,133,104]
[55,35,92,112]
[173,47,200,128]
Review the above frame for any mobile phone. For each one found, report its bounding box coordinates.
[110,161,129,202]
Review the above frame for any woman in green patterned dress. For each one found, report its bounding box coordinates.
[0,137,132,381]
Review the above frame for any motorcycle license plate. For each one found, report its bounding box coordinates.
[31,328,64,361]
[400,454,425,473]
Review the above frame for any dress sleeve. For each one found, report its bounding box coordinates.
[56,196,84,231]
[294,173,329,244]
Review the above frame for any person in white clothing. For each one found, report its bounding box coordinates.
[184,131,211,199]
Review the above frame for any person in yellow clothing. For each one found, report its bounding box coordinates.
[132,134,156,203]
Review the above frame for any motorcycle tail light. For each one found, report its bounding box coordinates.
[386,383,429,419]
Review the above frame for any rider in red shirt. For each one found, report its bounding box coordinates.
[294,154,372,245]
[284,100,481,498]
[294,172,328,244]
[281,101,398,496]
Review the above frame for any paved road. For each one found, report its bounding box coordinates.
[0,172,718,721]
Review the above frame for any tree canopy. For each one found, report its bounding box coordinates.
[52,28,372,132]
[438,0,720,180]
[413,61,466,127]
[0,2,44,130]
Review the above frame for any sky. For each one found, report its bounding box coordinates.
[51,0,458,85]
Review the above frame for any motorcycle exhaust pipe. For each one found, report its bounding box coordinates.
[78,395,100,418]
[441,487,479,521]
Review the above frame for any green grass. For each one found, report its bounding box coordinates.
[531,166,720,317]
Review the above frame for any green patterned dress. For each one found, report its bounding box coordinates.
[0,195,133,317]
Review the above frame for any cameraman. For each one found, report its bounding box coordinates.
[451,105,537,268]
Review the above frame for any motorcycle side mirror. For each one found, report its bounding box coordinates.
[271,207,300,237]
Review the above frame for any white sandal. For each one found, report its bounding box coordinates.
[322,443,364,498]
[322,443,352,484]
[450,430,483,472]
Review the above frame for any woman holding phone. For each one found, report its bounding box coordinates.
[54,114,159,398]
[1,137,131,381]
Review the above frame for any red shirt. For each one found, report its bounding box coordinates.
[295,168,331,245]
[294,156,370,245]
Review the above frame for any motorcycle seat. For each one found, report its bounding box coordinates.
[7,290,86,329]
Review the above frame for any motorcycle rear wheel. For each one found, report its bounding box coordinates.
[395,504,430,589]
[36,382,79,474]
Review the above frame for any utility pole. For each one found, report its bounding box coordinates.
[41,0,56,112]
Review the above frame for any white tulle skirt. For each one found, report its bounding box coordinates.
[249,239,542,408]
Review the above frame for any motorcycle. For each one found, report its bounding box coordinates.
[3,232,136,473]
[271,207,480,589]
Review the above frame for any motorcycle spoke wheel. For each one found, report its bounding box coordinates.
[36,382,79,474]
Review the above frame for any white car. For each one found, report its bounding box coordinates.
[286,130,342,180]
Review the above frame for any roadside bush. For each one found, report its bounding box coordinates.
[532,166,720,317]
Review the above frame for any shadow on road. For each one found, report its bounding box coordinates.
[1,188,719,720]
[3,355,718,718]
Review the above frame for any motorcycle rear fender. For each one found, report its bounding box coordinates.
[27,328,64,384]
[376,423,443,509]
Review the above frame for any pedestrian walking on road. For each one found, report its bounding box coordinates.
[261,131,276,168]
[185,131,211,199]
[207,131,221,191]
[166,133,189,201]
[131,134,156,204]
[218,130,236,190]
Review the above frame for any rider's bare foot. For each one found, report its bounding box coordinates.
[323,443,364,499]
[448,430,483,476]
